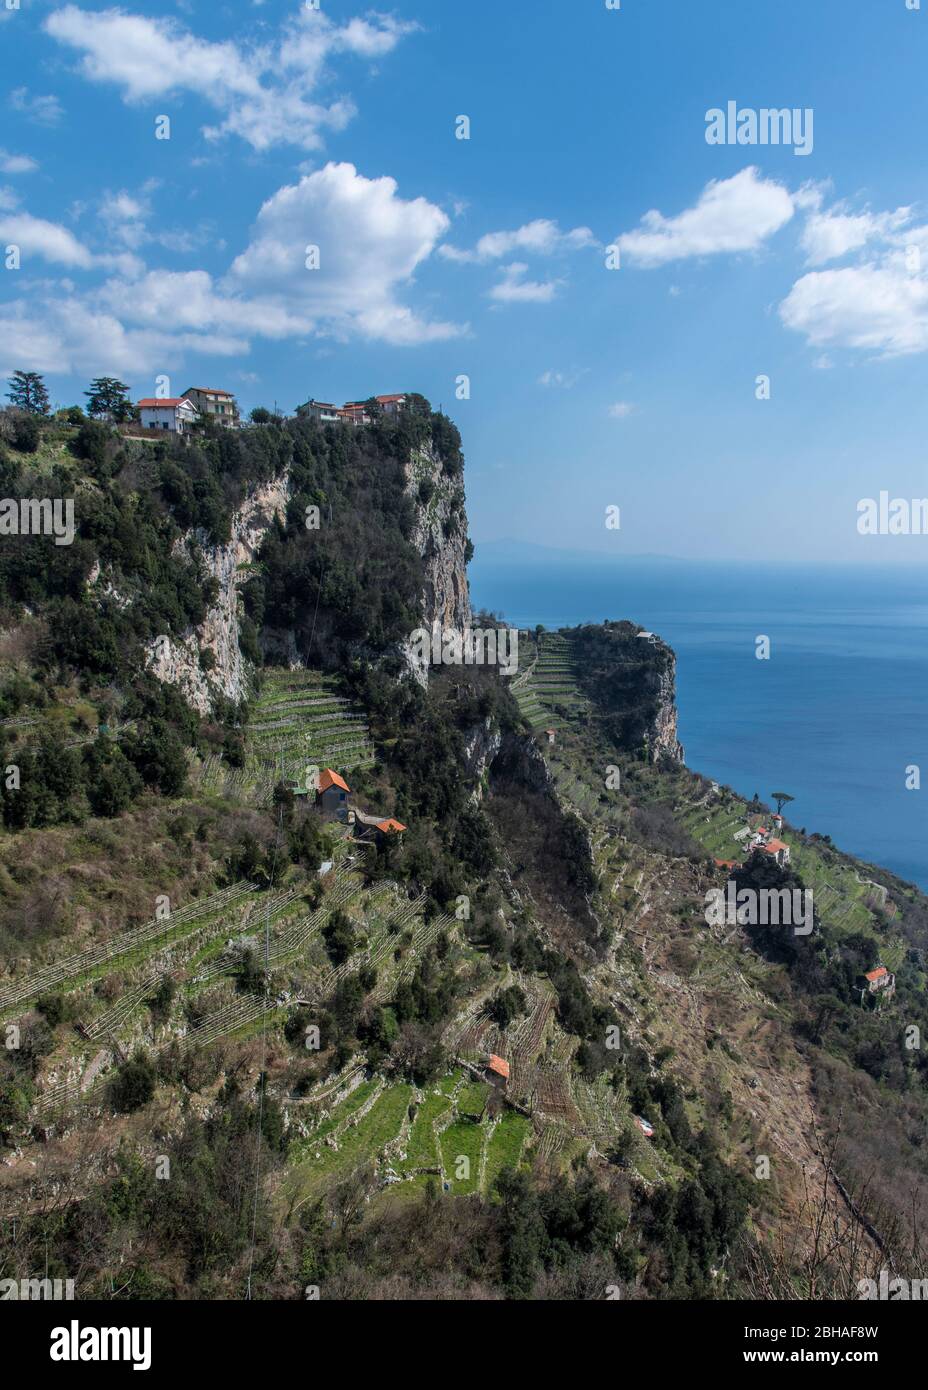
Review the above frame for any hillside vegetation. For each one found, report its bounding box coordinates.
[0,401,925,1301]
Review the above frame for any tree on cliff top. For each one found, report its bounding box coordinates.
[7,370,50,415]
[85,376,134,422]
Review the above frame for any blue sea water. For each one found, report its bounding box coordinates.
[469,544,928,890]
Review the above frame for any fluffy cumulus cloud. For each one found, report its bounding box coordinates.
[226,162,461,344]
[44,4,416,151]
[782,196,928,357]
[780,260,928,357]
[0,192,93,268]
[618,166,795,267]
[0,162,462,373]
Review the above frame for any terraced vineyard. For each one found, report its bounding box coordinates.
[512,631,592,732]
[677,794,889,941]
[247,669,376,783]
[0,880,257,1021]
[286,1064,533,1206]
[191,667,376,804]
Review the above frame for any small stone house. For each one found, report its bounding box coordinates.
[316,768,350,817]
[485,1054,510,1089]
[350,809,407,845]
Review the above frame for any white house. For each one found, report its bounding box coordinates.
[375,393,407,416]
[138,397,200,434]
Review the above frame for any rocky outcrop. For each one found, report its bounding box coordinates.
[648,651,685,764]
[144,474,290,714]
[144,429,473,708]
[404,440,472,634]
[461,717,503,802]
[492,730,558,796]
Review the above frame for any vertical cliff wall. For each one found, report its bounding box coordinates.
[143,474,290,715]
[403,438,472,634]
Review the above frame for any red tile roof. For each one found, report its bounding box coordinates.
[487,1055,510,1080]
[318,769,350,794]
[762,838,788,853]
[186,387,234,397]
[376,394,406,403]
[865,966,889,982]
[375,818,406,834]
[137,398,187,408]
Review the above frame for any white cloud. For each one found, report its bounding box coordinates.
[227,162,462,344]
[489,262,561,304]
[608,401,636,419]
[0,150,38,174]
[0,204,92,267]
[101,268,299,340]
[99,188,151,249]
[538,368,587,389]
[45,4,414,151]
[780,192,928,357]
[8,88,63,126]
[779,263,928,357]
[801,204,912,266]
[0,161,463,374]
[618,166,795,267]
[440,218,595,264]
[0,291,248,377]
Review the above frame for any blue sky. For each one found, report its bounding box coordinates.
[2,0,928,562]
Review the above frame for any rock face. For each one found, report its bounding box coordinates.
[404,440,472,634]
[461,717,503,801]
[397,438,473,687]
[143,429,473,710]
[492,731,558,795]
[144,475,290,714]
[648,651,685,764]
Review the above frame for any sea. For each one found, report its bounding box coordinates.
[469,543,928,891]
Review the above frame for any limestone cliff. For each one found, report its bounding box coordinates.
[567,624,685,765]
[403,440,472,634]
[143,422,474,710]
[647,646,685,764]
[144,474,290,714]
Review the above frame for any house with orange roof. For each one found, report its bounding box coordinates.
[137,396,199,435]
[298,393,408,426]
[374,393,407,416]
[485,1054,510,1088]
[316,768,350,817]
[350,808,407,845]
[760,837,791,868]
[863,965,895,996]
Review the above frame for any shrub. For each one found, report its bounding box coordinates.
[110,1052,157,1113]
